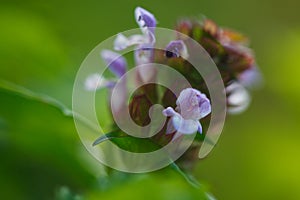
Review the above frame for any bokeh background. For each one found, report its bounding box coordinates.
[1,0,300,199]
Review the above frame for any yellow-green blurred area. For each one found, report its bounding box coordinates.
[0,0,300,199]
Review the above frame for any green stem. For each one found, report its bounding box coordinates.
[0,79,100,133]
[169,161,201,188]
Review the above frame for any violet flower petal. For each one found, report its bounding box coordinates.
[162,107,177,117]
[101,50,127,77]
[165,40,189,59]
[198,93,211,118]
[162,88,211,135]
[238,66,263,88]
[134,7,156,34]
[176,88,211,120]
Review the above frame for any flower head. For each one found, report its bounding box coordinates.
[88,6,262,169]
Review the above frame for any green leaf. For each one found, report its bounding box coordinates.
[92,130,127,146]
[93,130,211,189]
[92,130,161,153]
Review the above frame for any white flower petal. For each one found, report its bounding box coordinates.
[172,113,199,134]
[114,33,154,51]
[226,82,251,114]
[114,34,129,51]
[85,74,108,91]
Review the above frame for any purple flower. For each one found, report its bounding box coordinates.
[135,6,156,34]
[238,66,263,89]
[114,7,156,51]
[113,7,158,83]
[85,50,127,91]
[165,40,189,59]
[101,50,127,77]
[162,88,211,137]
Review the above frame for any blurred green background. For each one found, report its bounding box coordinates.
[1,0,300,199]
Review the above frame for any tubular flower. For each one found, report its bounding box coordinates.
[84,50,127,91]
[114,7,157,82]
[101,50,127,78]
[114,7,156,51]
[165,40,189,59]
[163,88,211,137]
